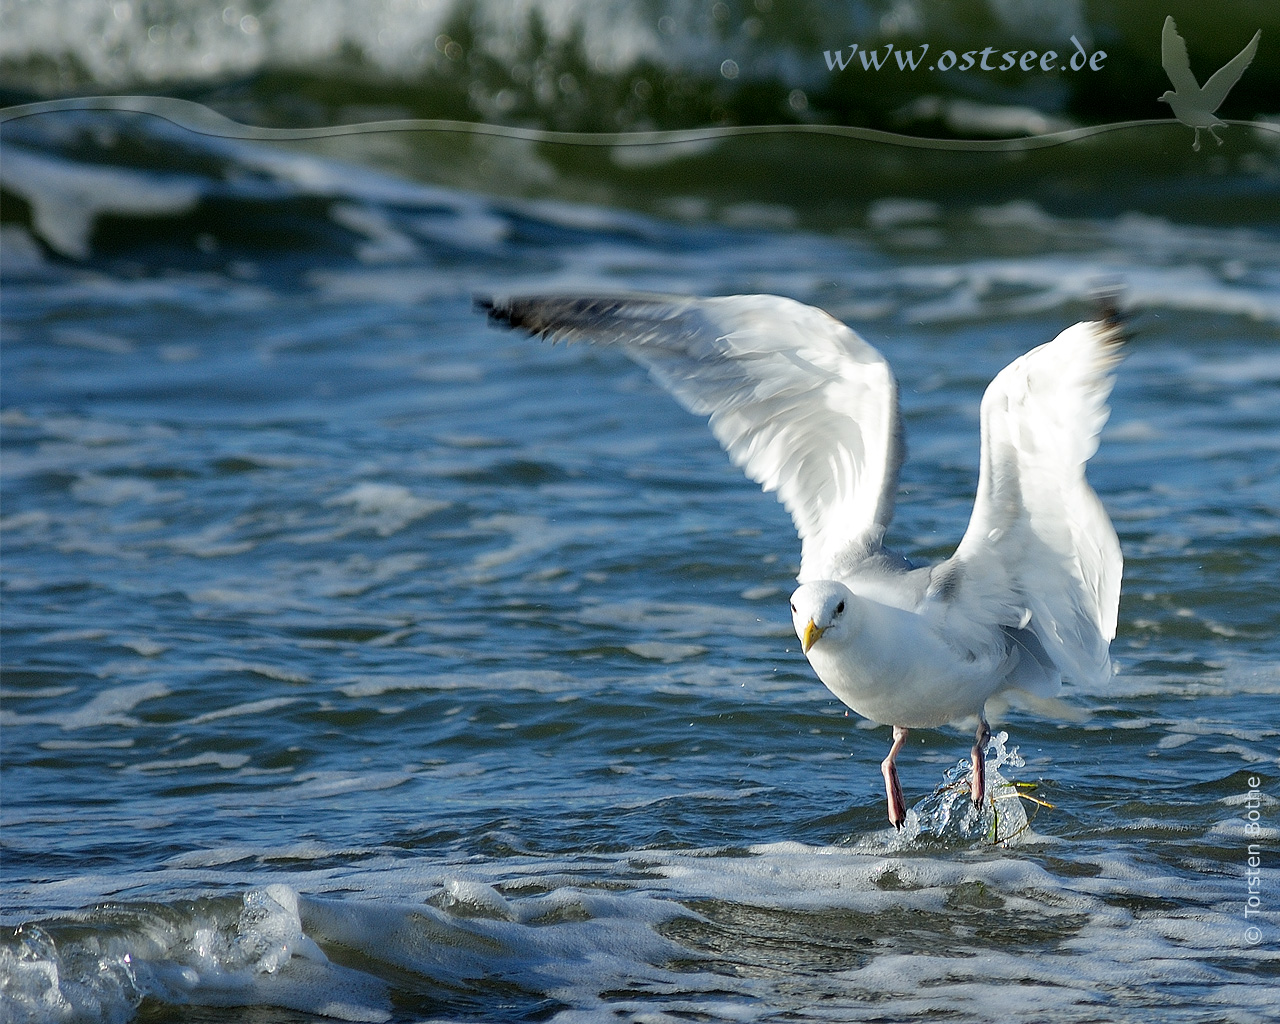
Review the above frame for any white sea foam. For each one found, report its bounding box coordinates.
[322,483,447,538]
[276,771,414,800]
[36,628,110,644]
[166,521,258,557]
[119,638,167,657]
[625,641,710,663]
[328,203,423,264]
[8,836,1273,1024]
[186,696,306,725]
[71,473,179,506]
[131,752,251,772]
[337,674,460,698]
[0,885,392,1023]
[577,598,783,641]
[2,682,170,730]
[0,145,202,260]
[204,659,311,684]
[467,513,599,578]
[893,256,1280,324]
[337,668,578,699]
[411,207,512,250]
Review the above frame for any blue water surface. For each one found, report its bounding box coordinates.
[2,101,1279,1022]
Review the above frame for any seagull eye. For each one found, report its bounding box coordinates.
[790,602,797,613]
[836,601,845,614]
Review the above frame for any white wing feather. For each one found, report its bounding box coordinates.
[482,293,902,581]
[947,319,1124,686]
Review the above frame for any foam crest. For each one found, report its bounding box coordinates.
[0,886,391,1023]
[298,881,698,1012]
[0,145,202,260]
[324,483,447,538]
[2,682,170,731]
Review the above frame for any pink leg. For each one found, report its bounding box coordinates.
[970,718,991,809]
[881,726,909,830]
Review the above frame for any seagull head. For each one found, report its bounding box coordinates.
[790,580,857,655]
[1157,90,1174,104]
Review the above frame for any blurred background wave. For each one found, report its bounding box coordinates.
[3,0,1278,134]
[3,0,1278,248]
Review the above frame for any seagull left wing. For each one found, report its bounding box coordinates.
[480,293,903,581]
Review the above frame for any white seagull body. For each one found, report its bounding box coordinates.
[481,293,1124,827]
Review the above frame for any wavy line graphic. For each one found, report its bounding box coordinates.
[3,94,1278,152]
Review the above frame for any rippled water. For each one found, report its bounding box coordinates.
[3,35,1280,1022]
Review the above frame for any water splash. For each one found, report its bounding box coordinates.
[846,731,1045,852]
[906,730,1035,845]
[0,920,142,1024]
[834,730,1040,852]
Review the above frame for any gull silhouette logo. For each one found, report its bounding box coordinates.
[1158,16,1261,150]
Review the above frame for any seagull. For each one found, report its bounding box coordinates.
[479,293,1124,829]
[1158,15,1260,151]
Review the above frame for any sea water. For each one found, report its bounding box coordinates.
[3,3,1280,1021]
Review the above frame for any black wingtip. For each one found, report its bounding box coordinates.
[473,293,564,337]
[473,292,667,342]
[474,294,513,328]
[1090,283,1134,346]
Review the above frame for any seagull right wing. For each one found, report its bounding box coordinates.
[480,293,903,582]
[1161,16,1201,96]
[941,315,1125,688]
[1200,28,1261,113]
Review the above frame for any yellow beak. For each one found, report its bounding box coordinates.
[801,619,825,654]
